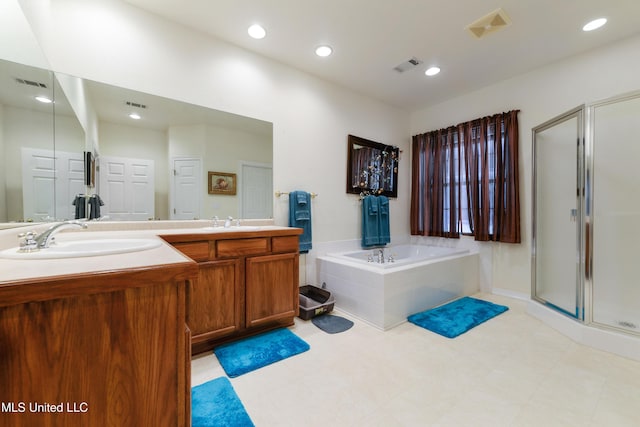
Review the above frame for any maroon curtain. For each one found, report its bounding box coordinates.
[411,110,520,243]
[410,127,459,238]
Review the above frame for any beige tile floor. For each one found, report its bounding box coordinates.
[191,293,640,426]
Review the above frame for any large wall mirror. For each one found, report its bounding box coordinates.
[0,57,273,228]
[346,134,399,198]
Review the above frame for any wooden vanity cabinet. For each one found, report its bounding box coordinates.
[164,229,301,354]
[0,263,196,427]
[190,259,242,343]
[245,252,298,328]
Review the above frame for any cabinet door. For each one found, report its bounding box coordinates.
[189,259,242,342]
[245,253,298,328]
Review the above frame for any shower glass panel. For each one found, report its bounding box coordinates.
[590,93,640,333]
[532,108,583,318]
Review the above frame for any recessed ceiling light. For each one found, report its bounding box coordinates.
[129,112,141,120]
[248,24,266,39]
[425,66,441,77]
[315,45,333,57]
[583,18,607,32]
[35,96,52,103]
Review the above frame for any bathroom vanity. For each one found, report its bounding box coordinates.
[0,237,196,427]
[162,226,302,354]
[0,223,301,426]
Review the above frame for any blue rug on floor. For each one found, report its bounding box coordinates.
[407,296,509,338]
[214,328,310,378]
[192,377,254,427]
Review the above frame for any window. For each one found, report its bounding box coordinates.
[410,111,521,243]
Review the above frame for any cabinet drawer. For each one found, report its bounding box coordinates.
[216,238,268,258]
[272,236,299,253]
[172,241,210,261]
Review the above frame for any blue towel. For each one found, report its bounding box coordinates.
[378,195,390,245]
[362,195,390,248]
[362,195,380,247]
[289,191,312,253]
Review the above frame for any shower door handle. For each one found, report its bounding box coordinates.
[570,208,578,222]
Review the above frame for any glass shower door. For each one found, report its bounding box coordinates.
[589,93,640,333]
[532,107,584,319]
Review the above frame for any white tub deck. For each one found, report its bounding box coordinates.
[318,245,479,330]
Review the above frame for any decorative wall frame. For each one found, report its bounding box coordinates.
[84,151,96,188]
[208,171,236,195]
[346,134,399,198]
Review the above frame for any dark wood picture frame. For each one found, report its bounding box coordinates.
[346,134,399,198]
[84,151,95,188]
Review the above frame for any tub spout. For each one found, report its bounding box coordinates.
[378,248,385,264]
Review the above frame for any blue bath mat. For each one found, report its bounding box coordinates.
[407,296,509,338]
[192,377,254,427]
[214,328,310,378]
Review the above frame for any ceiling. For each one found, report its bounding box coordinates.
[126,1,640,111]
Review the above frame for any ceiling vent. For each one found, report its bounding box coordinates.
[466,8,512,39]
[126,101,147,109]
[15,77,48,88]
[393,57,423,73]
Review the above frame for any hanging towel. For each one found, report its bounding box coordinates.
[378,195,391,245]
[362,195,391,247]
[361,195,381,247]
[88,194,105,220]
[72,195,86,219]
[289,191,312,253]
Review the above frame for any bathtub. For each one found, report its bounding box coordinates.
[317,245,479,330]
[335,245,470,269]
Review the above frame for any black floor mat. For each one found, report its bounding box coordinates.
[311,314,354,334]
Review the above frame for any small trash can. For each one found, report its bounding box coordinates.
[298,285,335,320]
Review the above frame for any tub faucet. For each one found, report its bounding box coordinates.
[377,248,385,264]
[34,220,88,249]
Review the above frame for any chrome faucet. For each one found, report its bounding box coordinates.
[34,220,88,249]
[377,248,385,264]
[224,216,233,228]
[212,215,220,227]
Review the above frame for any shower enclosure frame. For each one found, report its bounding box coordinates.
[532,90,640,337]
[531,105,586,321]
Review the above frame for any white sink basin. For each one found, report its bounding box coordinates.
[0,238,162,259]
[201,226,262,232]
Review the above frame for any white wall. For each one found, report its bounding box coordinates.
[18,0,410,246]
[410,34,640,295]
[0,0,49,69]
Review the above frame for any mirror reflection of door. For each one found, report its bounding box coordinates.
[240,162,272,219]
[171,157,202,220]
[99,155,155,221]
[21,148,85,221]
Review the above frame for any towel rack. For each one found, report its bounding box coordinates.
[275,191,318,198]
[358,190,384,200]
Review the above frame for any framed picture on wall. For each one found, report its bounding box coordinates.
[208,171,236,195]
[84,151,96,188]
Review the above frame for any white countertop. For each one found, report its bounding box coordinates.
[0,220,295,284]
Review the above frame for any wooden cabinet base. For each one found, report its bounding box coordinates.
[164,228,302,356]
[0,265,195,427]
[191,317,295,355]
